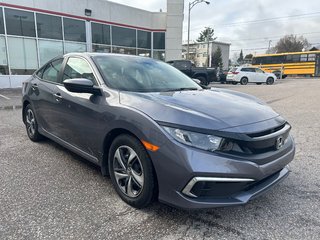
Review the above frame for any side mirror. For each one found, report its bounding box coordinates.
[63,78,102,96]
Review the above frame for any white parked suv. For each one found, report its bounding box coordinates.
[227,66,277,85]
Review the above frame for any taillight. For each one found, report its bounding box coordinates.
[232,72,239,75]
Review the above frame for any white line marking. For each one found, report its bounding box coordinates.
[0,94,10,100]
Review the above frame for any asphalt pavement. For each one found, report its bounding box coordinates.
[0,78,319,239]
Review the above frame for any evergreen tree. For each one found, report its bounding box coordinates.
[211,46,223,68]
[196,27,217,42]
[238,50,244,64]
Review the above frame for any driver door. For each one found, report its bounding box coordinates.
[55,57,103,158]
[254,68,266,83]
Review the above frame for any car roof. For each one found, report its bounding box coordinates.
[63,52,147,59]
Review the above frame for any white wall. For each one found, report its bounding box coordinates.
[165,0,184,61]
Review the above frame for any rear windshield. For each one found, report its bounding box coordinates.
[229,67,237,72]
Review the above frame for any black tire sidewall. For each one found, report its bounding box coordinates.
[108,134,155,208]
[266,77,274,85]
[240,77,248,85]
[197,76,208,86]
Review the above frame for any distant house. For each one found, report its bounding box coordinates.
[309,45,320,51]
[182,40,231,70]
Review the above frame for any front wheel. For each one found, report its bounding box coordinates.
[108,134,156,208]
[266,77,275,85]
[24,104,43,142]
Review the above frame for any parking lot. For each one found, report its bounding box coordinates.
[0,78,320,240]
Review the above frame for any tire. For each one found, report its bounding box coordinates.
[256,83,262,85]
[266,77,275,85]
[108,134,156,208]
[232,81,238,85]
[196,76,208,86]
[24,104,43,142]
[240,77,248,85]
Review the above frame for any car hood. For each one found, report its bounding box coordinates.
[119,88,282,132]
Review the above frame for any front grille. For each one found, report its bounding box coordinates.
[219,123,291,157]
[247,123,286,138]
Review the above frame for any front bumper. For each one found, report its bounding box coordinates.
[149,134,295,209]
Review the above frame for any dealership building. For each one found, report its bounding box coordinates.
[0,0,184,88]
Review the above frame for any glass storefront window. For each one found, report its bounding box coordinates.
[138,49,151,57]
[5,9,36,37]
[92,22,110,45]
[92,44,111,53]
[112,26,136,48]
[63,18,86,42]
[64,42,86,53]
[153,50,165,61]
[7,37,38,74]
[0,8,4,34]
[39,40,63,66]
[112,46,136,55]
[37,13,62,40]
[0,36,9,75]
[137,30,151,49]
[153,32,165,50]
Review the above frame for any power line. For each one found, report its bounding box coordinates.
[183,11,320,33]
[220,31,320,43]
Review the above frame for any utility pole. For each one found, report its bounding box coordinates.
[268,40,272,51]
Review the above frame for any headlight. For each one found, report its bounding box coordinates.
[163,126,223,152]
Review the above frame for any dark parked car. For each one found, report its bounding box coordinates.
[166,60,217,85]
[22,53,295,209]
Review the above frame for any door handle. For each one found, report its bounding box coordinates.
[54,93,63,102]
[31,83,38,90]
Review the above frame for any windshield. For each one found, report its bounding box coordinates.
[93,55,201,92]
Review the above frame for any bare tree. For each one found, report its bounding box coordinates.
[270,35,310,53]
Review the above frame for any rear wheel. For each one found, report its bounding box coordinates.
[108,134,156,208]
[232,81,238,85]
[256,83,262,85]
[197,76,208,86]
[266,77,275,85]
[24,104,43,142]
[240,77,248,85]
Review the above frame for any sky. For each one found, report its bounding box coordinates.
[111,0,320,58]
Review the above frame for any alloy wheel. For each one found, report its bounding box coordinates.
[113,145,144,198]
[26,109,36,137]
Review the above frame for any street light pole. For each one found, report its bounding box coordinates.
[268,40,272,51]
[187,0,210,60]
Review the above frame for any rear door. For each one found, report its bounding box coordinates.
[240,67,255,82]
[33,58,64,135]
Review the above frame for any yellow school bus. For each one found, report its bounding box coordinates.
[252,50,320,77]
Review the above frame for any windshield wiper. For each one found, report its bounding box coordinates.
[162,87,199,92]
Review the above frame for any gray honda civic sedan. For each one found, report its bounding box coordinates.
[22,53,295,209]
